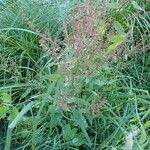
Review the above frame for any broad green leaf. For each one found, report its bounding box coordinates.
[139,131,147,144]
[139,107,146,111]
[72,133,87,146]
[0,92,12,103]
[129,117,138,123]
[114,21,125,35]
[94,79,106,87]
[130,125,140,132]
[116,106,121,112]
[63,124,77,141]
[108,35,126,43]
[71,111,91,145]
[0,105,9,119]
[63,124,71,141]
[107,42,120,52]
[48,111,63,135]
[48,105,58,113]
[48,74,64,80]
[72,111,88,129]
[8,107,19,122]
[144,121,150,129]
[50,112,63,127]
[107,35,126,52]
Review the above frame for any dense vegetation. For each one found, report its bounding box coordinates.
[0,0,150,149]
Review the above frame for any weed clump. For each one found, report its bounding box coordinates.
[0,0,150,150]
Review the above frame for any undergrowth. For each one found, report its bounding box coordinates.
[0,0,150,150]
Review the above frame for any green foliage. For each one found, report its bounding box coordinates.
[0,0,149,150]
[107,34,127,52]
[0,92,19,121]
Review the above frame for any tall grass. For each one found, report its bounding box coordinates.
[0,0,150,149]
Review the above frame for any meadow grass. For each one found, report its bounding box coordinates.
[0,0,150,150]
